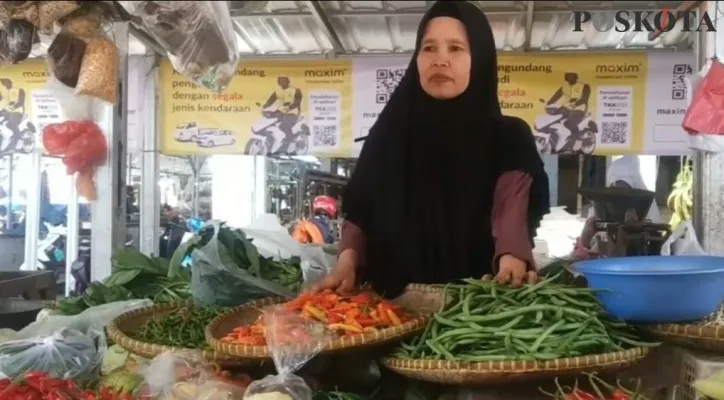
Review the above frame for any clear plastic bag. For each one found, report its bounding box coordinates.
[17,299,152,339]
[191,221,295,307]
[0,18,38,65]
[244,306,333,400]
[660,221,706,256]
[142,351,247,399]
[0,327,106,380]
[76,34,118,104]
[118,1,239,93]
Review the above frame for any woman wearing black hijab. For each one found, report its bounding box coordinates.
[314,1,550,298]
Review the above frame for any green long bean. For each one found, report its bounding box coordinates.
[394,275,659,362]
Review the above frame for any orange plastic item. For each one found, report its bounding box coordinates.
[291,219,325,244]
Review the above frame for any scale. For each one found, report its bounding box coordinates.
[578,187,671,257]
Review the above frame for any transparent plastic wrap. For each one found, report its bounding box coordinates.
[119,1,239,92]
[75,32,118,104]
[37,1,81,33]
[191,221,295,307]
[47,30,87,88]
[17,299,152,339]
[0,327,106,380]
[142,351,248,399]
[244,306,333,400]
[0,18,39,65]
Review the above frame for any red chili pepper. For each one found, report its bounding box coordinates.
[570,389,597,400]
[609,389,631,400]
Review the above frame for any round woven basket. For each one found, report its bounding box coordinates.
[644,324,724,354]
[107,301,242,364]
[383,347,650,386]
[206,284,442,361]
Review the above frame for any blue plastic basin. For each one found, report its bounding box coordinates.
[573,256,724,323]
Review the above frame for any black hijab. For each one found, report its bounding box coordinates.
[344,1,550,297]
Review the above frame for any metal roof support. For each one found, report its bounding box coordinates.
[129,23,166,56]
[523,1,535,51]
[233,20,263,54]
[307,1,346,55]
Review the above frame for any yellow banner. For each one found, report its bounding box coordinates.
[498,53,648,155]
[0,60,51,155]
[160,60,353,156]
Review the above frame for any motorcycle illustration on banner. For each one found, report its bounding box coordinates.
[174,122,237,149]
[244,104,310,156]
[533,72,598,155]
[533,99,598,155]
[0,79,36,155]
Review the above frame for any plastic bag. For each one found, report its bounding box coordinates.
[142,351,247,399]
[191,221,295,307]
[0,327,106,379]
[244,306,332,400]
[46,76,96,120]
[660,221,706,256]
[38,1,80,33]
[0,18,38,65]
[42,119,107,201]
[17,299,152,339]
[76,36,118,103]
[47,31,87,88]
[119,1,239,92]
[683,59,724,136]
[243,214,334,287]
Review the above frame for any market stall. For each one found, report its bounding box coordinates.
[1,0,724,399]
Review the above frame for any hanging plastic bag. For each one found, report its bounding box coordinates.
[683,59,724,136]
[37,1,80,33]
[47,31,87,88]
[76,35,118,104]
[41,119,107,201]
[0,18,38,65]
[118,1,239,92]
[191,221,295,307]
[141,351,249,399]
[0,327,106,380]
[661,221,706,256]
[244,306,333,400]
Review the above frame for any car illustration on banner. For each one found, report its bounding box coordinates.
[174,122,237,149]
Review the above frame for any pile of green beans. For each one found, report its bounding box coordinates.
[394,276,659,362]
[135,306,225,349]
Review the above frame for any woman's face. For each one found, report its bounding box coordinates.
[416,16,471,100]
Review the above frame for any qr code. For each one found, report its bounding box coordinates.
[375,68,406,104]
[671,63,692,100]
[312,125,338,148]
[600,121,628,144]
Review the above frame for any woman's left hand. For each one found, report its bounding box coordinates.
[484,254,537,288]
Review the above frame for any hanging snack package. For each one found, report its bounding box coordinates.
[47,31,86,88]
[75,35,118,104]
[244,306,332,400]
[119,1,239,92]
[0,327,106,380]
[191,221,296,307]
[3,2,39,27]
[38,1,80,33]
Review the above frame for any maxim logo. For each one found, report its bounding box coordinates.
[304,68,346,78]
[22,71,50,78]
[595,63,641,74]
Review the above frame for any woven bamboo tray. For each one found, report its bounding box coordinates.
[205,284,441,361]
[383,347,650,386]
[644,324,724,354]
[107,301,243,365]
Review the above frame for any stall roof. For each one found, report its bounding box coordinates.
[216,1,693,57]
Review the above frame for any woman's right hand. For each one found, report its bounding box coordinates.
[310,260,357,294]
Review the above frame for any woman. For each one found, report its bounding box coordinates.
[314,1,551,297]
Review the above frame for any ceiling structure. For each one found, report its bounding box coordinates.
[128,1,695,57]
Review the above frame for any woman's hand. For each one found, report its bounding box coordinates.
[310,250,358,293]
[485,254,537,288]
